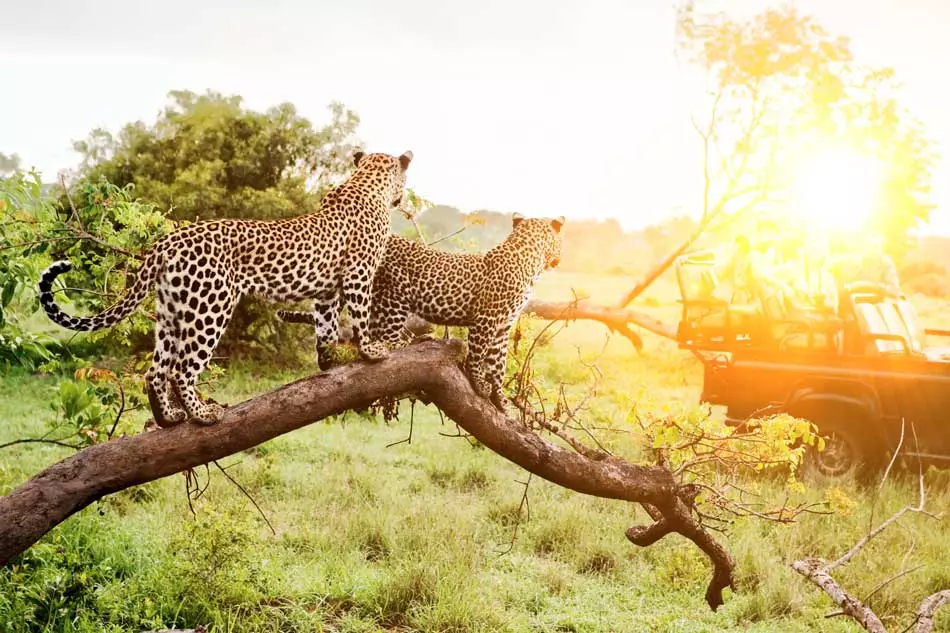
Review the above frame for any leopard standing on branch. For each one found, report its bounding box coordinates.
[38,150,414,426]
[279,213,564,410]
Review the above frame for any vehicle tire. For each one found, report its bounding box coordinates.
[796,407,881,486]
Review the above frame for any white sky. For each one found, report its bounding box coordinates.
[1,0,947,234]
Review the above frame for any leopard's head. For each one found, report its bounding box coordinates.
[511,213,565,270]
[352,150,414,207]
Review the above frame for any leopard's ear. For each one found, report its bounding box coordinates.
[551,216,566,233]
[353,151,365,167]
[512,213,525,228]
[399,151,413,171]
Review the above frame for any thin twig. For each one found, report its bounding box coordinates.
[212,460,276,536]
[826,437,940,574]
[107,378,127,439]
[863,564,924,603]
[0,236,79,253]
[183,468,199,519]
[60,174,85,230]
[386,399,415,448]
[0,437,82,451]
[428,227,467,247]
[497,474,532,556]
[403,210,427,245]
[58,174,140,260]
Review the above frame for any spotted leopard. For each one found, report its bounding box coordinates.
[38,150,413,426]
[279,213,564,410]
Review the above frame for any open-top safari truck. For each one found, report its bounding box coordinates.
[675,250,950,481]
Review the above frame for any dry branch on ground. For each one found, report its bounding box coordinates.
[791,461,948,632]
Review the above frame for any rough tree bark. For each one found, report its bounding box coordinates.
[0,339,734,611]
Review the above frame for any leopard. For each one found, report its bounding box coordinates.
[278,213,565,410]
[38,149,414,426]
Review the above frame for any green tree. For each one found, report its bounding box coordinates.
[71,90,361,222]
[0,172,171,369]
[0,152,21,178]
[676,2,935,255]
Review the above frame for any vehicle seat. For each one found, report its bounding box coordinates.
[758,283,841,352]
[893,299,927,353]
[852,299,909,355]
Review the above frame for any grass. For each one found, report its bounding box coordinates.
[1,270,949,632]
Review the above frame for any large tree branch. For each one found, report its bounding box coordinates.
[0,339,732,610]
[522,299,671,346]
[614,214,721,310]
[279,299,670,349]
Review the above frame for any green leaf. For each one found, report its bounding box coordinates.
[1,279,16,308]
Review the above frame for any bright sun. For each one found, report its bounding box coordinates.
[791,146,883,232]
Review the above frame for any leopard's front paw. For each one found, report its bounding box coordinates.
[359,340,391,362]
[154,407,188,428]
[470,374,492,400]
[316,343,336,371]
[190,402,226,426]
[490,390,514,415]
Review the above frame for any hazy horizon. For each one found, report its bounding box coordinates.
[2,0,947,235]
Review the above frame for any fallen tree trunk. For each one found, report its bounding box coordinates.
[0,339,732,610]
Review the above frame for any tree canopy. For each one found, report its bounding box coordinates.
[676,2,936,254]
[0,152,21,178]
[70,90,361,222]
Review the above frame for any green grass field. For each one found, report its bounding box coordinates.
[1,270,949,633]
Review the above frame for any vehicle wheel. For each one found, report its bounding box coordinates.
[799,417,880,486]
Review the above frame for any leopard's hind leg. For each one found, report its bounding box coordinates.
[465,317,517,413]
[342,264,390,362]
[171,277,238,425]
[310,291,342,371]
[369,288,411,350]
[145,283,188,427]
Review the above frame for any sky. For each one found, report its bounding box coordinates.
[1,0,948,234]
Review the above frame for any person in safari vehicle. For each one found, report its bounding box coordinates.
[715,219,791,304]
[829,233,901,296]
[788,234,838,315]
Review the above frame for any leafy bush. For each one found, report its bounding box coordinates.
[0,173,73,370]
[1,171,176,365]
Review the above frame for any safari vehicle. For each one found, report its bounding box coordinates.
[674,251,950,481]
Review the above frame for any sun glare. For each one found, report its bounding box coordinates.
[791,146,883,233]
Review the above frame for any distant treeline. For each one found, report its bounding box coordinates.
[393,205,701,277]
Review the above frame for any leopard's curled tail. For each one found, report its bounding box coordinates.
[38,251,162,332]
